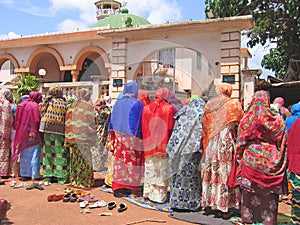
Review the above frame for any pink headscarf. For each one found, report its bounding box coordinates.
[273,97,290,118]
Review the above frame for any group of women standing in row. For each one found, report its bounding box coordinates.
[0,80,299,224]
[0,87,110,189]
[107,81,299,225]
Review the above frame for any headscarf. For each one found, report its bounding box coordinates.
[138,90,150,106]
[109,82,144,137]
[94,96,107,112]
[39,86,67,135]
[19,95,29,103]
[142,87,175,157]
[65,88,97,164]
[0,89,13,103]
[202,83,243,152]
[13,91,43,161]
[48,86,64,98]
[287,117,300,174]
[164,90,183,113]
[273,97,290,118]
[236,90,287,187]
[285,103,300,132]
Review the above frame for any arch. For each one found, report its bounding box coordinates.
[73,46,111,71]
[0,53,20,69]
[131,46,215,97]
[26,47,64,73]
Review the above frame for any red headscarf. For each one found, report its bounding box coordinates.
[142,88,175,157]
[13,91,43,162]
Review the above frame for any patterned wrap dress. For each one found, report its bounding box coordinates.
[0,89,13,177]
[201,83,244,213]
[236,90,287,225]
[65,88,98,188]
[166,97,205,211]
[39,87,69,184]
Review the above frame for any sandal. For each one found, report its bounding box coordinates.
[79,200,89,208]
[63,194,71,202]
[9,181,16,187]
[118,203,127,213]
[33,183,44,190]
[74,189,90,197]
[65,187,74,194]
[70,193,77,203]
[77,194,97,203]
[88,200,107,208]
[108,201,116,210]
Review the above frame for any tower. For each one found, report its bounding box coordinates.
[94,0,122,20]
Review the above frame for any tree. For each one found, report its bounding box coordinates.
[205,0,300,80]
[11,73,40,103]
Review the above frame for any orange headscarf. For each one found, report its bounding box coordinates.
[202,83,244,152]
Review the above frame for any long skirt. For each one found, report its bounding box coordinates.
[201,126,240,212]
[169,152,202,211]
[42,133,69,184]
[143,154,170,204]
[112,133,143,191]
[241,189,279,225]
[0,138,10,177]
[20,144,41,179]
[69,144,94,188]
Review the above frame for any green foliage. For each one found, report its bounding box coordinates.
[205,0,300,79]
[13,73,40,103]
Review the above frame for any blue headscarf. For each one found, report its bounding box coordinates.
[109,82,143,137]
[286,103,300,132]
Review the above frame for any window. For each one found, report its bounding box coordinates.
[208,63,212,76]
[158,48,175,68]
[196,52,202,70]
[10,62,15,75]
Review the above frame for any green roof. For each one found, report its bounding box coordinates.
[93,13,150,29]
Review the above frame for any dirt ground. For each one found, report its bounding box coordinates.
[0,176,292,225]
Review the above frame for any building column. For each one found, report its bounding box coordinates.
[111,37,127,102]
[71,70,79,82]
[220,31,241,100]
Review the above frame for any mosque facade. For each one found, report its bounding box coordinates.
[0,0,254,103]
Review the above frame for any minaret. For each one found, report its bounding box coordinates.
[94,0,122,21]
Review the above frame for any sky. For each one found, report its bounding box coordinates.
[0,0,273,78]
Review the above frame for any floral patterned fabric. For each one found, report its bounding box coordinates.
[236,90,287,188]
[0,91,13,177]
[238,176,282,225]
[143,154,170,204]
[201,124,241,212]
[112,132,144,191]
[166,98,205,211]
